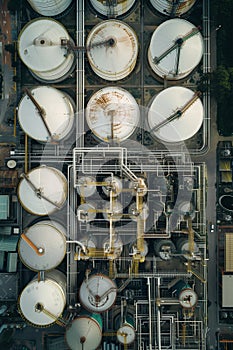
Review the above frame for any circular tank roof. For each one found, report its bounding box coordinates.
[19,275,66,326]
[18,18,73,75]
[89,0,136,17]
[27,0,72,16]
[219,195,233,212]
[18,86,74,142]
[79,274,117,313]
[86,87,140,142]
[102,200,123,222]
[76,176,97,198]
[148,19,204,80]
[77,202,97,223]
[18,220,66,271]
[66,315,102,350]
[148,86,204,143]
[117,323,136,344]
[18,166,67,216]
[149,0,197,17]
[102,176,122,197]
[86,20,138,81]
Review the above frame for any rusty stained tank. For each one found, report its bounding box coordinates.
[86,20,138,81]
[86,87,140,142]
[150,0,197,17]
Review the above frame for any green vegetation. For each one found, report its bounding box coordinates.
[212,0,233,135]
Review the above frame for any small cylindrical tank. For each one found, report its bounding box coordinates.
[176,237,199,258]
[116,314,136,345]
[66,311,103,350]
[129,178,148,197]
[219,195,233,212]
[77,202,97,223]
[79,274,117,313]
[80,235,97,250]
[102,200,123,222]
[149,0,197,17]
[148,86,204,143]
[154,239,176,260]
[86,20,138,81]
[179,201,195,219]
[26,0,72,16]
[17,166,67,216]
[172,280,198,308]
[128,202,149,222]
[89,0,136,17]
[130,240,149,258]
[17,18,75,83]
[102,176,123,197]
[18,269,66,327]
[86,87,140,142]
[148,19,203,80]
[18,86,75,143]
[18,220,66,271]
[102,235,123,258]
[76,176,97,198]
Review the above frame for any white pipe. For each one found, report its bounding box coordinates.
[157,278,162,350]
[147,277,152,350]
[66,240,86,254]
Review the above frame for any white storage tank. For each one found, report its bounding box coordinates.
[77,202,97,223]
[18,269,66,327]
[86,20,138,81]
[116,315,136,345]
[66,312,103,350]
[149,0,196,17]
[18,220,67,271]
[128,202,149,221]
[147,86,204,143]
[89,0,136,17]
[148,19,204,80]
[172,280,198,308]
[102,235,123,258]
[86,87,140,142]
[17,18,75,83]
[79,274,117,313]
[129,178,148,197]
[18,86,75,143]
[76,176,97,198]
[102,200,123,222]
[17,166,67,216]
[26,0,72,16]
[102,176,123,197]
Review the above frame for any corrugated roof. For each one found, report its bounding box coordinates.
[0,195,9,220]
[0,251,5,271]
[225,233,233,272]
[222,275,233,307]
[6,252,18,273]
[221,171,232,183]
[0,235,19,252]
[0,227,12,236]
